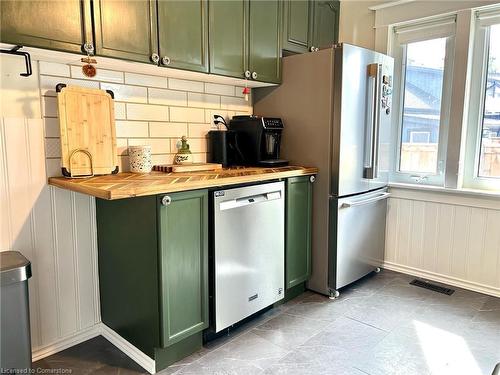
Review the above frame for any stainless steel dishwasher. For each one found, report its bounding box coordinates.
[213,181,285,332]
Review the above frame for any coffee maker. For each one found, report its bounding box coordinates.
[229,115,288,167]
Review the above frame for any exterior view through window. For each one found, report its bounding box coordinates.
[399,38,446,174]
[479,24,500,178]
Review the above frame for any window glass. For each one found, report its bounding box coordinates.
[478,24,500,178]
[399,38,446,174]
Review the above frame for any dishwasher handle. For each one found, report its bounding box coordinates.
[219,190,282,211]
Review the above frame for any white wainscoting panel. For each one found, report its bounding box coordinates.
[385,187,500,297]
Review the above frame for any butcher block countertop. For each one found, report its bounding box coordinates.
[48,166,318,200]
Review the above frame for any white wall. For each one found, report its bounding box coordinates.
[0,52,252,360]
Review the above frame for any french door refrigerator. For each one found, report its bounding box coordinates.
[254,43,394,297]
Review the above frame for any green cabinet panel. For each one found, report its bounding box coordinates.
[286,176,313,289]
[157,0,209,72]
[311,0,340,49]
[158,190,209,347]
[282,0,312,54]
[209,0,247,78]
[0,0,92,54]
[93,0,158,63]
[248,0,282,83]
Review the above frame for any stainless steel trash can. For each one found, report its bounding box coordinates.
[1,251,32,372]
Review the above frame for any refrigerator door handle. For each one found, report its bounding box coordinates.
[364,63,382,180]
[340,192,391,208]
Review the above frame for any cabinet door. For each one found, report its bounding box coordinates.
[93,0,158,64]
[0,0,92,54]
[282,0,312,54]
[158,190,209,347]
[209,0,247,78]
[286,176,313,289]
[311,1,339,49]
[157,0,209,72]
[248,0,282,83]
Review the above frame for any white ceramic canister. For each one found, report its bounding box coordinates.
[128,145,152,173]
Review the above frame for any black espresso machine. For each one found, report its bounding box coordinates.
[229,115,288,167]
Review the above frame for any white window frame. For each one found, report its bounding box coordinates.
[390,16,456,186]
[462,9,500,191]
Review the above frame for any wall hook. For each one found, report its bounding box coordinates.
[0,45,32,77]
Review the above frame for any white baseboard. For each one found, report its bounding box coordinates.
[383,261,500,298]
[100,324,155,374]
[32,325,101,362]
[31,324,156,374]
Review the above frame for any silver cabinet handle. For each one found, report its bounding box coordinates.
[83,42,94,55]
[310,175,316,183]
[310,46,319,52]
[251,71,258,80]
[151,53,160,64]
[340,192,391,209]
[244,70,251,79]
[161,195,171,206]
[161,56,171,66]
[364,63,382,180]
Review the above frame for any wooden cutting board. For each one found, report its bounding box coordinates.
[153,163,223,173]
[57,85,118,177]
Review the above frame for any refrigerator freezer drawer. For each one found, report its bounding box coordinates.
[332,188,389,290]
[213,181,285,332]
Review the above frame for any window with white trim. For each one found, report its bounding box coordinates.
[391,17,455,185]
[463,9,500,190]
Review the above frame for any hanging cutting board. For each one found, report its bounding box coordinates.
[57,84,118,177]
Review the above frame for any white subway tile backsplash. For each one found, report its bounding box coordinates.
[44,118,60,138]
[221,96,252,112]
[204,83,235,96]
[149,122,187,138]
[40,75,100,97]
[126,103,169,121]
[42,97,58,117]
[115,121,149,138]
[100,83,147,103]
[114,102,126,120]
[188,123,212,138]
[70,66,124,83]
[45,138,62,158]
[125,73,168,88]
[152,154,174,165]
[170,107,205,123]
[148,88,187,106]
[192,153,208,163]
[168,78,204,92]
[116,138,128,156]
[128,138,170,154]
[39,62,70,77]
[187,93,220,109]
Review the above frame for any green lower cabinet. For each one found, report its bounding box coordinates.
[96,190,208,371]
[158,190,209,347]
[157,0,209,72]
[282,0,312,54]
[93,0,158,64]
[0,0,92,54]
[286,176,313,289]
[311,0,340,49]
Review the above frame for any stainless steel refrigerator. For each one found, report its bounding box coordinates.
[254,43,394,297]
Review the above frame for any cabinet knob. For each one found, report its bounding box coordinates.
[310,46,319,52]
[161,195,172,206]
[151,53,160,64]
[244,70,251,79]
[83,42,94,55]
[251,71,258,80]
[161,56,171,66]
[310,175,316,183]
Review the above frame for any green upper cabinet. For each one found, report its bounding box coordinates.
[157,0,209,72]
[0,0,92,54]
[248,0,282,83]
[286,176,313,289]
[282,0,312,54]
[311,0,340,50]
[209,0,247,78]
[93,0,158,64]
[158,190,209,348]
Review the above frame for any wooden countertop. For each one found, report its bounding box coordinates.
[48,166,318,200]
